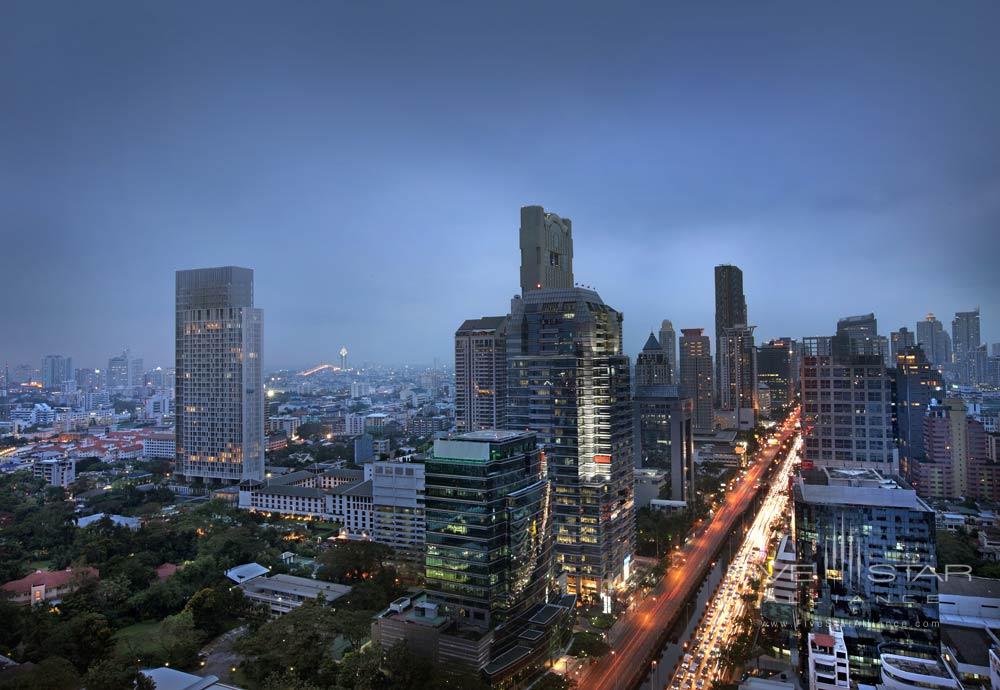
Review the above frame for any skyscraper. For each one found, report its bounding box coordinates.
[175,266,264,483]
[679,328,714,433]
[714,265,747,403]
[128,357,144,390]
[892,346,943,482]
[916,314,952,369]
[40,355,72,390]
[890,327,916,364]
[633,336,694,504]
[718,324,757,429]
[914,398,996,500]
[757,338,796,410]
[952,308,982,385]
[454,316,508,434]
[836,313,883,358]
[659,319,677,384]
[519,205,573,294]
[635,333,670,388]
[507,285,634,603]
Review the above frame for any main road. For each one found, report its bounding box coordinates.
[575,409,800,690]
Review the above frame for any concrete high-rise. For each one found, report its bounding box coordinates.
[914,399,995,500]
[916,314,952,369]
[952,308,982,385]
[40,355,72,390]
[107,349,130,391]
[714,265,747,402]
[507,286,634,603]
[890,327,916,364]
[175,266,264,483]
[454,316,508,434]
[679,328,714,432]
[659,319,677,384]
[892,346,944,481]
[800,344,895,472]
[719,324,757,429]
[519,205,573,294]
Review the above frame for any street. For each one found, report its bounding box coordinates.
[573,410,799,690]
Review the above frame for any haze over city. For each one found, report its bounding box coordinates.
[3,1,999,368]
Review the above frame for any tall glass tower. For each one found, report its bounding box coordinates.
[507,286,635,604]
[424,431,553,636]
[175,266,264,483]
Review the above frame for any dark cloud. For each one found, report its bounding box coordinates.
[1,1,998,368]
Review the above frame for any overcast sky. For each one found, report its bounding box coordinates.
[2,1,999,370]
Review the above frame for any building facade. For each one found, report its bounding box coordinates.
[757,338,796,410]
[714,264,747,403]
[507,287,635,603]
[800,350,896,473]
[454,316,509,434]
[175,266,264,483]
[917,314,952,369]
[719,324,758,429]
[680,328,714,433]
[659,319,677,384]
[795,468,939,683]
[893,346,944,481]
[519,205,573,294]
[952,309,982,385]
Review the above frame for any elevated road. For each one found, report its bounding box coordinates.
[575,410,800,690]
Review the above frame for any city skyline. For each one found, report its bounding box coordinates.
[3,2,1000,368]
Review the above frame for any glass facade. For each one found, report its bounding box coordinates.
[507,287,634,602]
[425,431,553,634]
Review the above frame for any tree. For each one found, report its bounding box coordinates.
[317,541,392,583]
[569,632,609,658]
[0,656,80,690]
[161,609,204,668]
[184,586,250,638]
[81,658,156,690]
[46,611,113,672]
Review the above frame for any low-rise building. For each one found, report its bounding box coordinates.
[808,625,850,690]
[238,572,351,616]
[32,457,75,487]
[1,567,99,605]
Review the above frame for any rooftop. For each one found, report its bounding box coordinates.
[454,430,532,442]
[940,575,1000,599]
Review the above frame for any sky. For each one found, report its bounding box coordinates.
[2,1,999,371]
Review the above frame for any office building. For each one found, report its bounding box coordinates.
[836,313,884,359]
[633,335,694,503]
[714,264,747,402]
[424,431,553,631]
[680,328,714,432]
[893,347,944,481]
[659,319,677,384]
[795,467,939,683]
[800,344,896,472]
[719,324,757,429]
[757,338,796,410]
[507,286,634,602]
[40,355,72,390]
[519,205,573,293]
[891,328,916,364]
[635,333,670,387]
[175,266,264,483]
[454,316,508,434]
[128,357,144,389]
[917,314,952,369]
[952,309,982,385]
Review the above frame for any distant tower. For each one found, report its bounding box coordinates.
[454,316,508,433]
[339,346,348,370]
[519,205,574,294]
[679,328,714,433]
[659,320,677,384]
[714,265,747,404]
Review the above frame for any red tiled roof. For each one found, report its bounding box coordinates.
[155,563,178,581]
[812,633,836,648]
[1,567,99,594]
